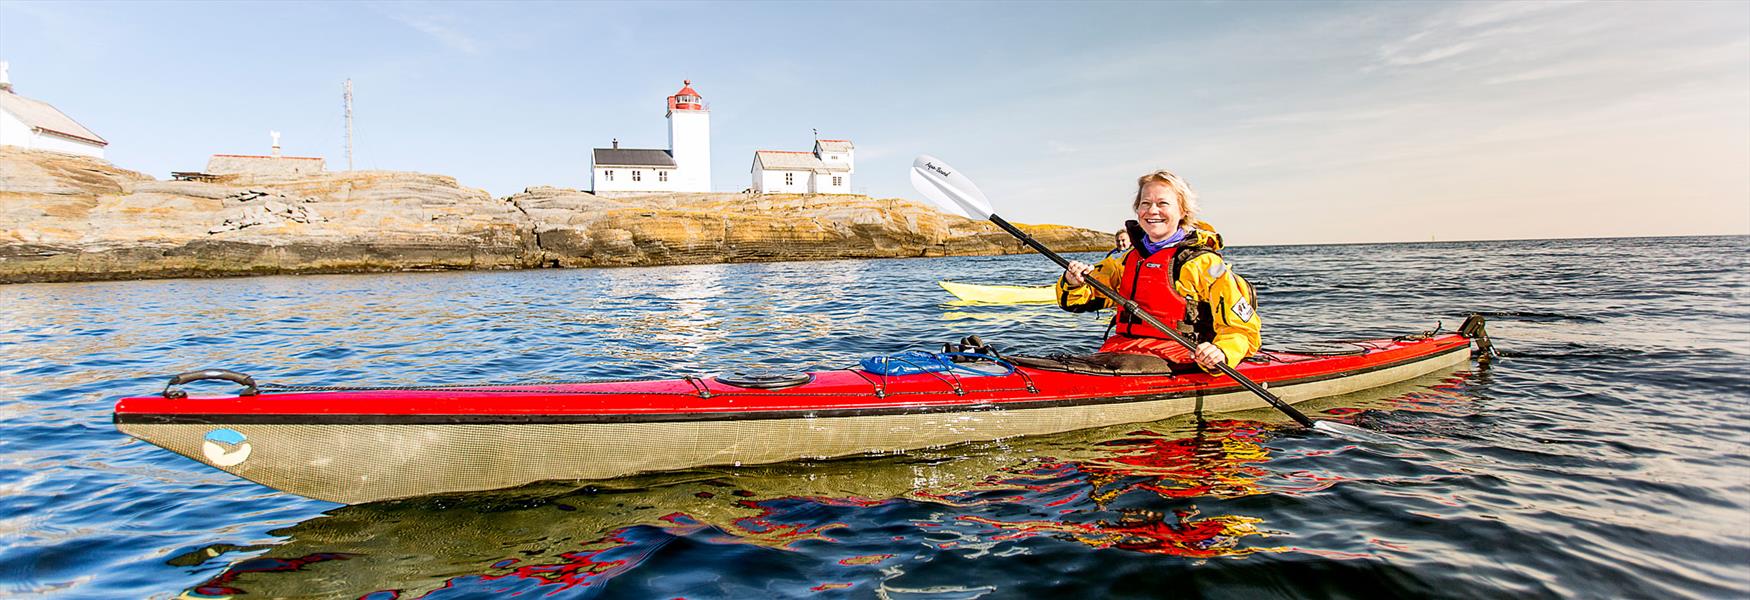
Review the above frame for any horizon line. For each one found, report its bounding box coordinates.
[1226,232,1749,249]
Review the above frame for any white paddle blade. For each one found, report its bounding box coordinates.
[909,169,970,219]
[910,155,994,220]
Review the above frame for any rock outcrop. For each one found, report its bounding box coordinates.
[0,148,1108,283]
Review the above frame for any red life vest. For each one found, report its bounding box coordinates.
[1113,246,1197,340]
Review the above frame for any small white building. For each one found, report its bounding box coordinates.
[206,154,325,178]
[591,80,711,193]
[0,61,108,158]
[205,132,324,178]
[751,139,853,194]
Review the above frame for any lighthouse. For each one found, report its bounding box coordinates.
[591,80,713,193]
[666,80,710,192]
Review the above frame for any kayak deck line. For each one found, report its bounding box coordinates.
[113,324,1487,504]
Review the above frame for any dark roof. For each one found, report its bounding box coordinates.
[592,148,676,168]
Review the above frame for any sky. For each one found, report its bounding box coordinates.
[2,1,1746,245]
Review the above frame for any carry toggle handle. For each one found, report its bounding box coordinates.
[163,369,259,399]
[1458,313,1496,360]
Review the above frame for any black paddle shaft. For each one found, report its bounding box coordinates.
[986,214,1316,428]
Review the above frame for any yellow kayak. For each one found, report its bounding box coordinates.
[938,281,1056,304]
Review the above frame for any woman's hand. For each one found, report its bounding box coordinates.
[1193,342,1227,371]
[1065,260,1095,287]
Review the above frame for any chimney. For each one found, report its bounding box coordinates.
[612,138,619,149]
[0,61,12,93]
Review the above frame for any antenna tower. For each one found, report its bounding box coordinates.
[343,79,355,171]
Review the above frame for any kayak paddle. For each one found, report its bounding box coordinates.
[909,154,1365,435]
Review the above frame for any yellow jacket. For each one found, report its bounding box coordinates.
[1056,222,1261,368]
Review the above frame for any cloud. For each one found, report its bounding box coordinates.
[1235,105,1430,128]
[1372,1,1582,71]
[1444,0,1576,29]
[1379,41,1477,67]
[380,4,482,54]
[1485,39,1750,85]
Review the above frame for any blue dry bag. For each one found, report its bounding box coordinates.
[859,351,1014,377]
[860,350,955,376]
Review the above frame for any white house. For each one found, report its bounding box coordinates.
[0,61,108,158]
[751,139,853,194]
[591,80,711,193]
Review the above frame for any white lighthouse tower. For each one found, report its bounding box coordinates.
[666,80,710,192]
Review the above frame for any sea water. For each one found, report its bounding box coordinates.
[0,235,1745,598]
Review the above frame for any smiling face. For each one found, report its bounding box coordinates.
[1134,182,1184,242]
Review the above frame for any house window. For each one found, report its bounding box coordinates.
[785,172,794,186]
[632,171,642,182]
[604,170,614,181]
[658,171,668,182]
[833,176,843,187]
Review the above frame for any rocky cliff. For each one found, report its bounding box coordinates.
[0,148,1108,283]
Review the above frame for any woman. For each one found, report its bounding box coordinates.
[1057,169,1259,373]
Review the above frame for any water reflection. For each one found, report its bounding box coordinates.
[180,415,1308,598]
[641,264,730,366]
[914,418,1289,561]
[938,308,1057,325]
[1083,420,1275,500]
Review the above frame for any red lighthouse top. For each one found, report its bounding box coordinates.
[667,80,705,113]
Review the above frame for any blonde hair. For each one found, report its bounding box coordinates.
[1132,169,1199,227]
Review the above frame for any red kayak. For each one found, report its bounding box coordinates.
[114,324,1485,504]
